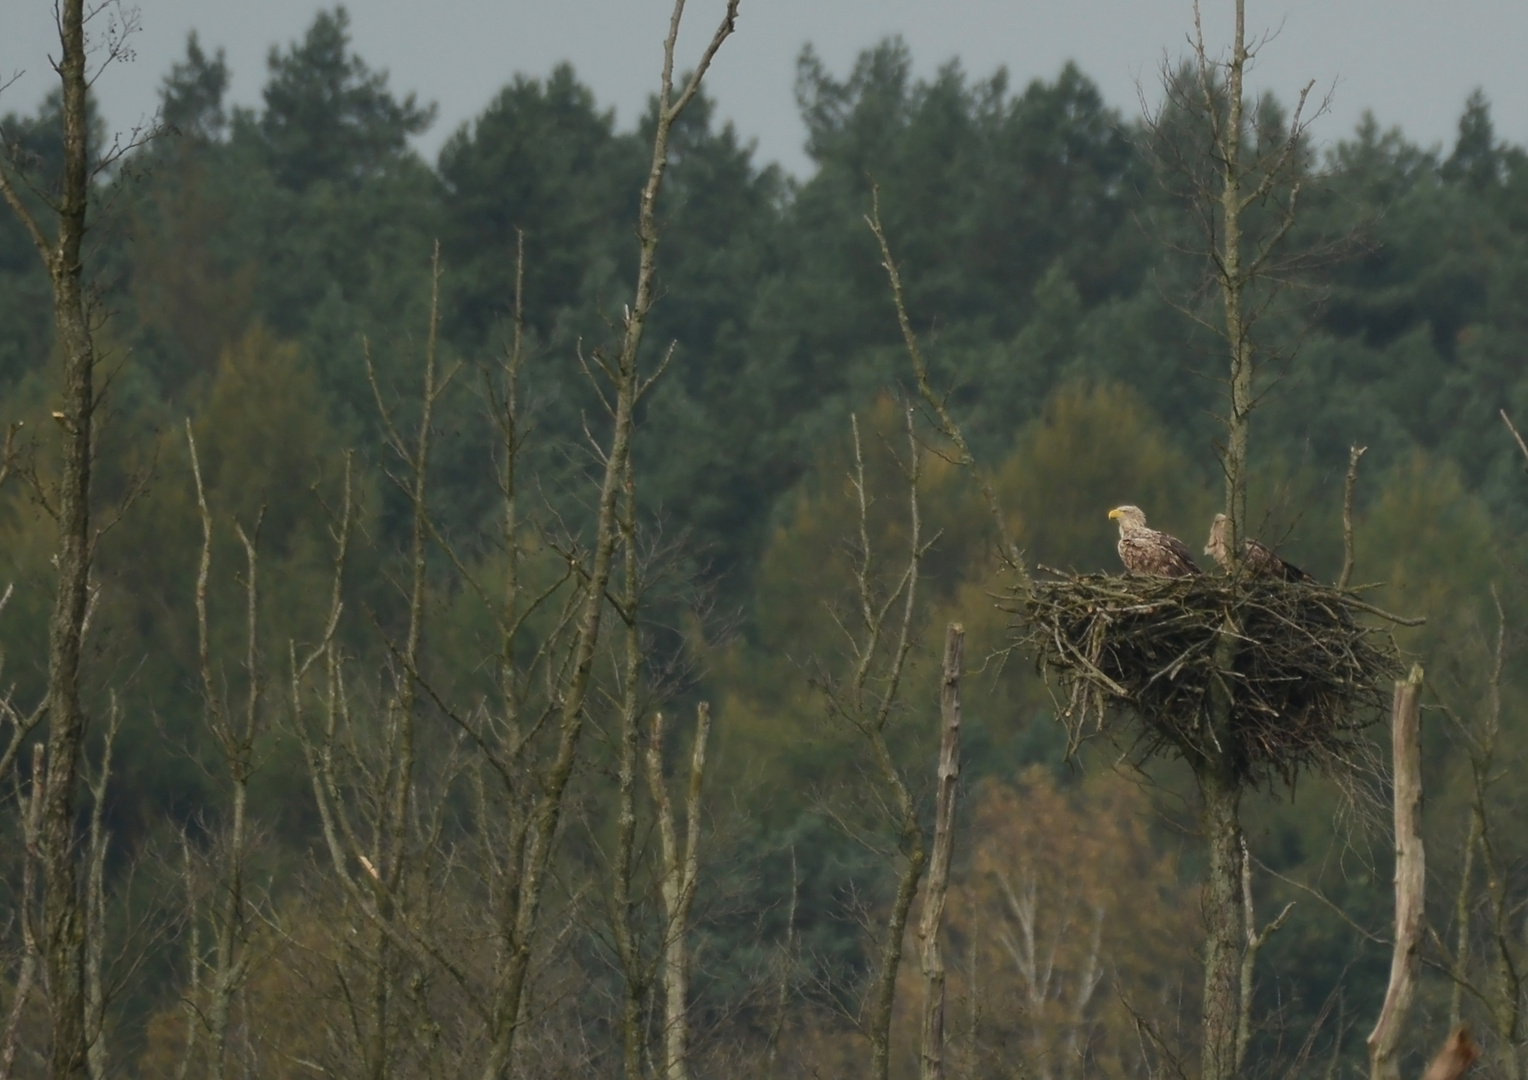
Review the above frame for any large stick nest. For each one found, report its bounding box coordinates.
[1011,572,1403,785]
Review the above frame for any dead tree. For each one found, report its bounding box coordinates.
[476,8,737,1071]
[179,425,270,1080]
[605,383,708,1080]
[288,4,741,1075]
[1441,591,1522,1078]
[865,189,1020,579]
[610,431,648,1080]
[1142,5,1325,1075]
[1367,665,1425,1080]
[0,2,158,1072]
[293,246,452,1078]
[917,624,964,1080]
[810,407,936,1080]
[0,2,98,1071]
[0,745,45,1080]
[1235,835,1295,1074]
[646,704,712,1080]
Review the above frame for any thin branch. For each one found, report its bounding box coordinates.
[1236,833,1295,1073]
[0,151,50,263]
[1339,445,1365,589]
[864,185,1020,574]
[1501,410,1528,471]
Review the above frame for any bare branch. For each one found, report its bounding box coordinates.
[1236,832,1295,1073]
[1501,410,1528,470]
[0,743,45,1080]
[1339,445,1365,589]
[864,186,1020,575]
[0,149,50,263]
[646,702,712,1080]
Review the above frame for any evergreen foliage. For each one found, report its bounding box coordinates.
[1,11,1526,1073]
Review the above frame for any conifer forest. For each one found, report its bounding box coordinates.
[2,1,1527,1076]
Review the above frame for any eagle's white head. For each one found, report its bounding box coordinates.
[1108,505,1147,532]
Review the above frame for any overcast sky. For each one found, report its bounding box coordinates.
[3,1,1525,178]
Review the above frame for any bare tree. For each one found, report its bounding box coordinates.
[283,5,741,1075]
[917,624,963,1080]
[811,407,932,1080]
[476,8,737,1071]
[0,745,46,1080]
[1142,6,1325,1075]
[0,2,165,1072]
[1368,665,1425,1080]
[992,871,1106,1080]
[179,425,268,1080]
[1149,0,1321,557]
[865,189,1020,577]
[1235,836,1294,1074]
[610,428,649,1080]
[646,704,712,1080]
[1440,591,1522,1079]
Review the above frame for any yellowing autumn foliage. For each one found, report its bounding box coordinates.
[896,767,1199,1079]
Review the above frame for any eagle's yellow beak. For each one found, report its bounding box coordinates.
[1107,508,1122,520]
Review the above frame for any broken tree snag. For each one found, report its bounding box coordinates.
[1367,664,1425,1080]
[918,622,964,1080]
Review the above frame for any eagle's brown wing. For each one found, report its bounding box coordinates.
[1119,528,1202,577]
[1245,539,1314,583]
[1161,531,1204,575]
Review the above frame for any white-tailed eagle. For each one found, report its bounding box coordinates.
[1108,505,1202,577]
[1203,513,1314,583]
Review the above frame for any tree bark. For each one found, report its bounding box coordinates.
[918,624,964,1080]
[1217,0,1251,555]
[478,10,738,1075]
[185,429,262,1080]
[612,447,646,1080]
[1199,759,1244,1080]
[0,1,103,1074]
[1367,665,1425,1080]
[647,704,711,1080]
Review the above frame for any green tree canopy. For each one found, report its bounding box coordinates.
[257,6,435,191]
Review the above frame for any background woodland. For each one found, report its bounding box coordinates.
[1,4,1526,1076]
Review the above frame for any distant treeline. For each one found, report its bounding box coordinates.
[1,6,1525,1075]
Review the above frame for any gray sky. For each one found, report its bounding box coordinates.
[3,1,1525,177]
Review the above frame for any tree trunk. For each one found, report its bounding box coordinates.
[477,15,738,1073]
[35,1,97,1074]
[1367,666,1426,1080]
[918,624,964,1080]
[1199,760,1244,1080]
[1216,0,1250,556]
[647,704,711,1080]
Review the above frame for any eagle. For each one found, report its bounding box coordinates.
[1108,505,1202,577]
[1203,513,1314,583]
